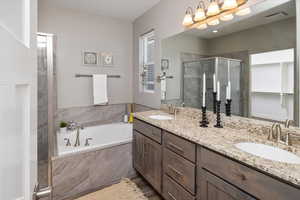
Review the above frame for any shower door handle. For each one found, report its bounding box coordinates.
[32,184,52,200]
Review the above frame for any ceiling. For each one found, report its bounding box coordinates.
[186,0,295,39]
[39,0,161,21]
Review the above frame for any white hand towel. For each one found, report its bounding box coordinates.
[161,79,167,100]
[93,74,108,105]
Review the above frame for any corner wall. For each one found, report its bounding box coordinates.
[38,2,133,109]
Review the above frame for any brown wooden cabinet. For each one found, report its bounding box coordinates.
[133,130,144,173]
[133,127,162,193]
[199,169,256,200]
[134,118,300,200]
[144,135,162,193]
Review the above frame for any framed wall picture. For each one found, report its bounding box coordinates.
[101,52,114,67]
[82,51,99,66]
[161,59,169,70]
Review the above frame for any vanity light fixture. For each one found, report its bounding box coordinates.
[182,7,194,26]
[197,23,208,30]
[220,13,234,21]
[207,19,220,26]
[183,0,249,29]
[222,0,238,10]
[212,30,218,33]
[207,0,221,16]
[235,7,251,16]
[194,1,206,22]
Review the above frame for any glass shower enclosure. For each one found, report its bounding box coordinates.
[182,57,244,116]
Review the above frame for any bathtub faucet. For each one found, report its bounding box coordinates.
[74,124,84,147]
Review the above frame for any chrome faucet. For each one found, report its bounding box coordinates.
[285,119,293,128]
[168,104,179,119]
[268,123,290,145]
[74,124,84,147]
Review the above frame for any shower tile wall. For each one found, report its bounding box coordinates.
[213,51,250,117]
[183,58,215,109]
[38,45,49,163]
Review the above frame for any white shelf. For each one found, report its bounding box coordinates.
[251,90,294,95]
[251,61,293,67]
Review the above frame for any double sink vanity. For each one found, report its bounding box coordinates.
[133,108,300,200]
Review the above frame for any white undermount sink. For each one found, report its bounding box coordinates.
[149,115,174,120]
[235,142,300,164]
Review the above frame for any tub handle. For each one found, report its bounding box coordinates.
[64,138,71,146]
[85,138,93,146]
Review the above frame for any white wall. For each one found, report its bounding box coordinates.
[38,1,133,108]
[133,0,197,108]
[162,33,208,100]
[207,18,296,55]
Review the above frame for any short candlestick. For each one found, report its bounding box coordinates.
[200,106,208,127]
[225,99,232,117]
[214,100,223,128]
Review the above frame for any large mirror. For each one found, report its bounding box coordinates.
[161,0,296,123]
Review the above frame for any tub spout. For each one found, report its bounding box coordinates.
[74,125,84,147]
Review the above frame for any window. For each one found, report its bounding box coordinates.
[139,30,155,93]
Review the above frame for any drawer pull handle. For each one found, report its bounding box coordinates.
[168,192,177,200]
[168,165,183,178]
[234,172,246,181]
[168,142,184,153]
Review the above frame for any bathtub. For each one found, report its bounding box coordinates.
[52,122,135,200]
[57,122,133,156]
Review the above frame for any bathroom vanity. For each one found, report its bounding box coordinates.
[133,110,300,200]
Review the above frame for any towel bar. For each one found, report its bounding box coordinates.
[75,74,121,78]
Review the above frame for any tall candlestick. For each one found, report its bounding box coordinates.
[228,81,231,99]
[203,73,206,107]
[213,74,216,92]
[217,81,220,101]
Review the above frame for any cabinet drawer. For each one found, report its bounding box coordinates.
[133,119,162,144]
[199,169,256,200]
[163,175,195,200]
[199,147,300,200]
[164,131,196,163]
[164,148,196,194]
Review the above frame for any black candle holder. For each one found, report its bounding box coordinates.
[200,106,209,127]
[225,99,232,117]
[214,100,223,128]
[213,92,217,114]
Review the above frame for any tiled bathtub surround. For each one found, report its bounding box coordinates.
[134,108,300,187]
[55,104,126,128]
[51,143,136,200]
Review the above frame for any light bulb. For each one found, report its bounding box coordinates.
[197,23,208,30]
[236,7,251,16]
[207,1,220,16]
[182,11,194,26]
[207,19,220,26]
[222,0,238,10]
[220,13,234,21]
[194,7,206,21]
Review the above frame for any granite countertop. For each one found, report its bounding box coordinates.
[134,109,300,188]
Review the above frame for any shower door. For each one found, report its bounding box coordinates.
[37,33,56,199]
[183,57,243,116]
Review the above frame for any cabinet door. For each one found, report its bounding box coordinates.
[133,131,145,174]
[144,136,162,193]
[199,169,256,200]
